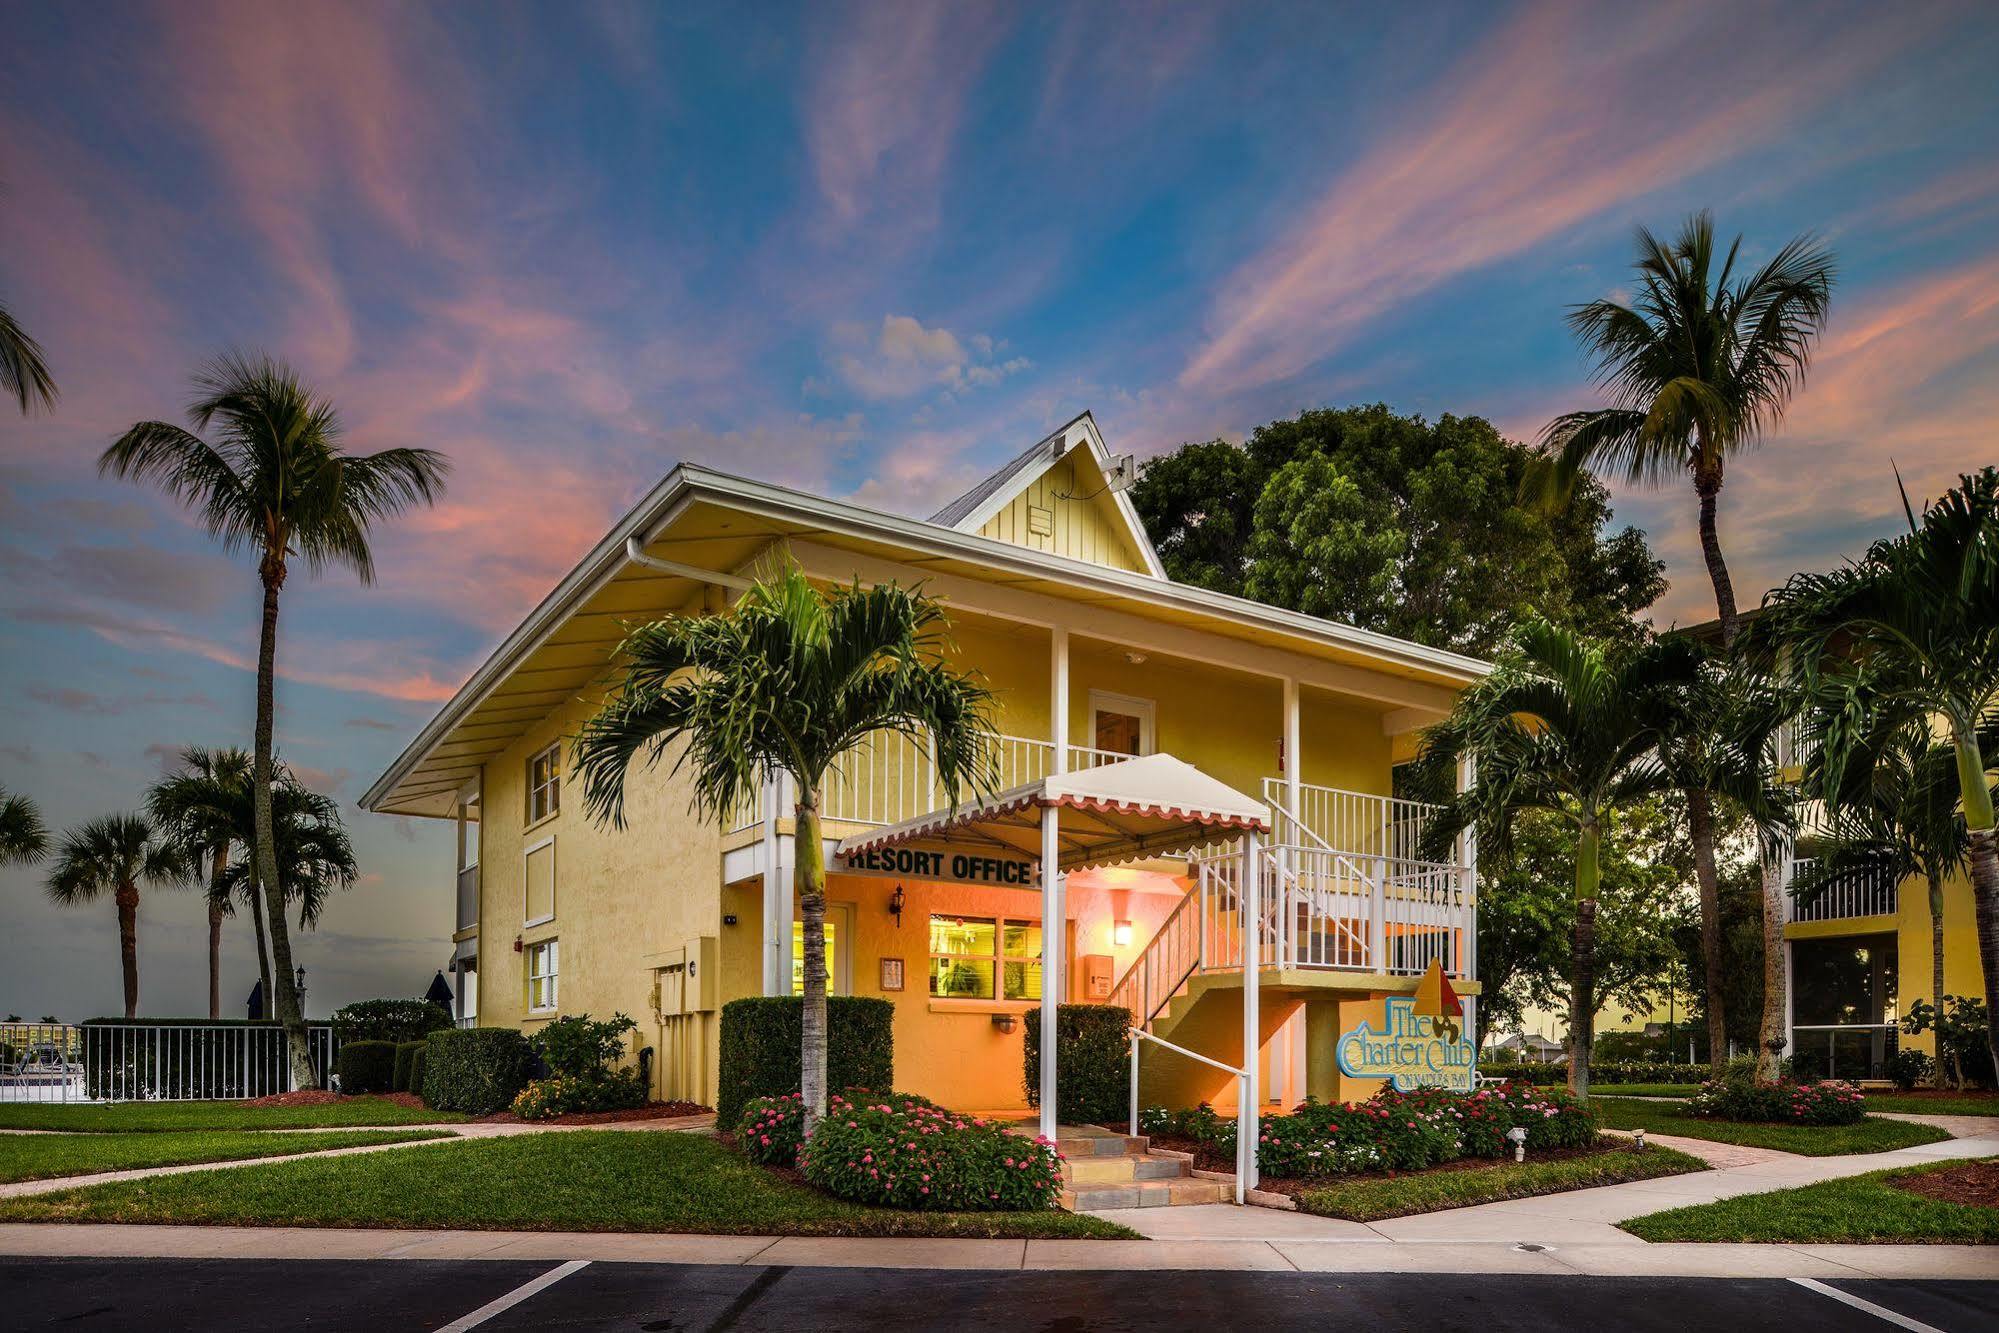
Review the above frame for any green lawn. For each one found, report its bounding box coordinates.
[0,1099,464,1133]
[0,1129,1135,1239]
[1591,1084,1698,1099]
[1294,1143,1707,1223]
[1863,1092,1999,1117]
[0,1130,450,1184]
[1622,1157,1999,1243]
[1590,1098,1951,1155]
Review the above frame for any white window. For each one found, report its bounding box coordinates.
[791,903,854,996]
[457,792,480,872]
[929,915,1042,1001]
[1089,690,1155,758]
[524,835,556,927]
[457,957,479,1024]
[527,743,561,824]
[525,939,559,1013]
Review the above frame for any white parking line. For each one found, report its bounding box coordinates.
[432,1259,591,1332]
[1789,1278,1949,1333]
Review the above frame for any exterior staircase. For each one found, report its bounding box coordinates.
[1055,1124,1231,1211]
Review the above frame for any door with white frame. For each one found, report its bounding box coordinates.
[1089,690,1155,759]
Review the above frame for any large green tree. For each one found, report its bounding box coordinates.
[103,355,445,1085]
[1768,468,1999,1072]
[1418,620,1702,1096]
[45,815,185,1019]
[574,565,997,1128]
[1133,405,1664,655]
[1534,211,1835,650]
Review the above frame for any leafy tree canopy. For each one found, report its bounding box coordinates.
[1132,404,1665,655]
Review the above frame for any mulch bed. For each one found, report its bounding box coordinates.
[240,1090,423,1109]
[473,1100,711,1126]
[1870,1090,1999,1103]
[1892,1161,1999,1209]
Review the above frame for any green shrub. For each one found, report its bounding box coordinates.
[736,1088,944,1166]
[796,1092,1062,1211]
[336,1040,398,1095]
[422,1028,536,1115]
[510,1071,648,1120]
[1685,1058,1866,1125]
[1021,1004,1130,1124]
[407,1045,428,1103]
[1887,1049,1937,1091]
[391,1041,426,1093]
[527,1013,637,1079]
[330,999,454,1044]
[1478,1059,1703,1087]
[716,996,894,1128]
[1254,1083,1596,1179]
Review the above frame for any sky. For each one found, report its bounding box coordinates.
[2,0,1996,1022]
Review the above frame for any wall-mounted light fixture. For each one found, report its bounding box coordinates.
[1113,920,1133,947]
[990,1012,1017,1034]
[888,884,905,927]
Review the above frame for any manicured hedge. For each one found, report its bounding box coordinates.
[1479,1060,1705,1087]
[407,1045,428,1102]
[716,996,894,1128]
[336,1040,399,1095]
[330,998,454,1044]
[1022,1004,1130,1124]
[422,1028,536,1115]
[392,1041,427,1093]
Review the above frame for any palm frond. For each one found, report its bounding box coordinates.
[0,300,57,414]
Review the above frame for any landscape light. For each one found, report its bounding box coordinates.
[1506,1125,1528,1162]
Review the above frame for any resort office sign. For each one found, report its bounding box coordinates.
[835,842,1040,888]
[1336,996,1476,1092]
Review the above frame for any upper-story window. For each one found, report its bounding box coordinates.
[527,743,561,823]
[1089,691,1154,758]
[457,792,481,873]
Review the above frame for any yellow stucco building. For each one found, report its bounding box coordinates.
[362,414,1489,1115]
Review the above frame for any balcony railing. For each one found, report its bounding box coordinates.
[456,865,479,933]
[727,733,1129,832]
[1786,858,1899,923]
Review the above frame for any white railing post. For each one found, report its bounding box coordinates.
[1370,862,1387,974]
[1240,826,1260,1193]
[1129,1031,1140,1137]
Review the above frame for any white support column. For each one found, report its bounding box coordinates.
[1281,677,1301,968]
[1039,803,1065,1143]
[1240,826,1261,1192]
[1050,626,1070,775]
[761,772,784,996]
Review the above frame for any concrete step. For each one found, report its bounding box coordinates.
[1054,1131,1150,1159]
[1062,1177,1232,1210]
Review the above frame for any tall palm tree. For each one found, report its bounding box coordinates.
[1768,467,1999,1072]
[574,564,997,1128]
[0,786,49,865]
[1534,212,1835,649]
[102,354,446,1085]
[1419,619,1702,1097]
[45,815,186,1019]
[1798,707,1972,1088]
[147,747,254,1019]
[212,779,358,932]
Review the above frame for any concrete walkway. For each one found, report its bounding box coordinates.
[0,1114,714,1200]
[0,1222,1991,1278]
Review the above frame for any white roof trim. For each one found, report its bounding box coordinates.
[362,461,1488,813]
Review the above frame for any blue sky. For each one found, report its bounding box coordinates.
[3,0,1996,1019]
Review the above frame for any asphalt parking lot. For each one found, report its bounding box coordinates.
[1,1259,1995,1332]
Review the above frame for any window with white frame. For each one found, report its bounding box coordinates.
[457,792,480,872]
[525,939,559,1013]
[527,743,561,823]
[1089,690,1154,758]
[929,915,1042,1001]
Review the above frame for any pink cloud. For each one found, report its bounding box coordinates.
[1178,0,1929,400]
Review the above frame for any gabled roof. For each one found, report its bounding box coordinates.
[928,411,1166,579]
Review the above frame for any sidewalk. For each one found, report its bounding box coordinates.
[0,1221,1991,1278]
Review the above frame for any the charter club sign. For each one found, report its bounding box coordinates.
[1336,996,1476,1092]
[836,842,1040,888]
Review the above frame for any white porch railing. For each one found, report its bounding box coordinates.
[1786,858,1899,923]
[728,733,1128,832]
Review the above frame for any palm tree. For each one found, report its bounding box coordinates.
[1418,619,1702,1097]
[1797,708,1971,1088]
[1768,467,1999,1073]
[102,355,445,1086]
[0,786,49,865]
[45,815,186,1019]
[1534,212,1835,649]
[213,779,358,931]
[573,564,997,1128]
[147,747,254,1019]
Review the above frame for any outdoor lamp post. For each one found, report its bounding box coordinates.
[1506,1125,1528,1162]
[295,966,307,1014]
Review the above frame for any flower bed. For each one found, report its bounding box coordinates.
[738,1090,1063,1212]
[1686,1075,1866,1125]
[1257,1083,1595,1179]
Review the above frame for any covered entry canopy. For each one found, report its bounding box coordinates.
[832,752,1269,876]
